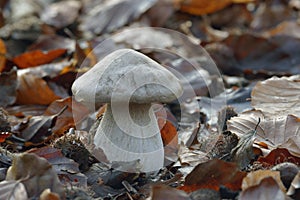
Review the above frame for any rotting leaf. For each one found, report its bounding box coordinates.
[180,159,247,192]
[0,180,28,200]
[28,146,87,187]
[16,72,60,105]
[0,67,17,107]
[251,75,300,118]
[13,49,67,69]
[150,184,190,200]
[6,152,64,198]
[239,177,289,200]
[41,0,82,29]
[79,0,157,36]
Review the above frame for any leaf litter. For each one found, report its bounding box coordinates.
[0,0,299,199]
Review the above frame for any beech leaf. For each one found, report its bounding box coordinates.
[251,75,300,117]
[5,153,64,198]
[227,110,300,156]
[239,177,290,200]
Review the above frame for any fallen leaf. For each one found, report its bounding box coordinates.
[28,146,87,187]
[0,180,28,200]
[28,35,75,53]
[257,148,300,168]
[251,75,300,117]
[41,0,82,28]
[6,152,64,198]
[0,39,6,72]
[79,0,157,36]
[230,128,256,169]
[227,111,300,156]
[178,144,208,167]
[11,106,66,143]
[0,67,17,107]
[16,73,60,105]
[176,0,253,15]
[13,49,67,69]
[180,159,247,192]
[239,177,289,200]
[242,170,286,192]
[206,34,300,76]
[150,184,190,200]
[44,97,89,136]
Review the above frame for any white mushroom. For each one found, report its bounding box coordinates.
[72,49,182,172]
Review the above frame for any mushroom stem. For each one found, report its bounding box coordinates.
[94,103,164,172]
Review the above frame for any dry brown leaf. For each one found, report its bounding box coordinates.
[251,75,300,118]
[239,177,290,200]
[44,97,90,136]
[227,110,300,156]
[242,170,286,192]
[257,148,300,168]
[0,180,28,200]
[180,159,247,192]
[150,184,190,200]
[16,73,60,105]
[6,153,64,198]
[13,49,67,69]
[0,39,6,72]
[176,0,254,15]
[178,144,208,167]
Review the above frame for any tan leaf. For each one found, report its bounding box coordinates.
[227,110,300,156]
[251,75,300,118]
[6,153,64,198]
[239,177,290,200]
[241,170,286,192]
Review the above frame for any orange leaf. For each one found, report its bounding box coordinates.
[16,73,60,105]
[0,39,6,72]
[257,148,300,167]
[176,0,254,15]
[44,97,90,136]
[13,49,67,69]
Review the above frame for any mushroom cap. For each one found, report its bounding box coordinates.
[72,49,183,105]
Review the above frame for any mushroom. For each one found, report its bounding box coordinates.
[72,49,182,172]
